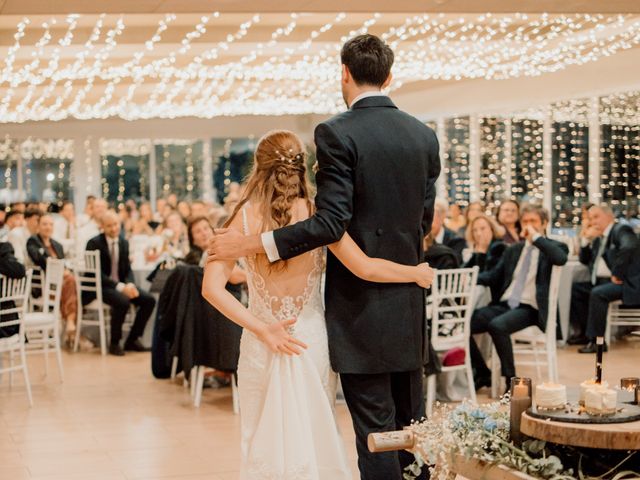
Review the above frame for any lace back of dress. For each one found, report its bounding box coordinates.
[241,204,322,323]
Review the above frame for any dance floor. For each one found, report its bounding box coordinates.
[1,339,639,480]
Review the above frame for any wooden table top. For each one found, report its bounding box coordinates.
[520,411,640,450]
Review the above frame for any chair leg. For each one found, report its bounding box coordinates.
[54,325,64,383]
[20,348,33,407]
[170,356,178,380]
[99,310,107,356]
[490,347,500,399]
[465,360,477,403]
[605,307,612,346]
[74,314,82,353]
[194,366,205,407]
[425,374,436,418]
[43,329,50,378]
[190,367,197,397]
[9,351,14,387]
[231,373,240,415]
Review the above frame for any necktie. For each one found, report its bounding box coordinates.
[508,245,534,309]
[591,236,606,285]
[110,240,119,282]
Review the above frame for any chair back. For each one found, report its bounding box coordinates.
[0,270,33,341]
[41,258,65,318]
[29,267,44,311]
[545,264,563,344]
[429,267,479,352]
[75,250,103,304]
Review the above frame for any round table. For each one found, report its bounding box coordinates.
[520,411,640,450]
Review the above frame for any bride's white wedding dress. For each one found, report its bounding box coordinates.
[237,205,351,480]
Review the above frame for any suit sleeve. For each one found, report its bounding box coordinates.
[123,241,135,284]
[477,254,506,288]
[611,225,640,278]
[579,242,593,267]
[422,132,441,236]
[0,243,26,279]
[86,239,117,290]
[272,122,355,260]
[27,237,49,271]
[533,237,569,266]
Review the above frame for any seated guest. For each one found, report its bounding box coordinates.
[431,199,466,262]
[27,214,80,345]
[464,214,506,273]
[161,211,189,259]
[458,201,484,237]
[77,198,108,255]
[53,200,77,255]
[177,201,192,221]
[118,204,135,239]
[184,216,247,284]
[132,202,158,235]
[85,211,156,356]
[0,241,26,339]
[8,207,41,264]
[0,210,25,242]
[469,204,568,390]
[569,204,640,351]
[496,199,521,245]
[572,202,594,256]
[76,195,95,228]
[424,233,460,270]
[445,203,466,233]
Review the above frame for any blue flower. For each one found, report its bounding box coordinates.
[483,417,498,432]
[470,409,487,420]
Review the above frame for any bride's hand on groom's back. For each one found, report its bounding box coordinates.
[255,319,308,356]
[415,263,435,289]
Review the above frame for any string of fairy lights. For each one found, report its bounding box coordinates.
[0,13,639,121]
[0,91,638,222]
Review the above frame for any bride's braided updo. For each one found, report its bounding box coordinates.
[226,130,314,266]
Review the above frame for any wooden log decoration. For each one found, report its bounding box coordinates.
[367,429,416,453]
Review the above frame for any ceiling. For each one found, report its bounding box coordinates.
[0,9,639,122]
[1,1,640,14]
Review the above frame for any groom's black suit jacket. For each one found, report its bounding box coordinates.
[272,96,441,374]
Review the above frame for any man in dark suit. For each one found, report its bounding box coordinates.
[568,204,640,352]
[209,35,440,480]
[469,205,568,390]
[431,199,466,262]
[0,241,26,338]
[85,211,155,356]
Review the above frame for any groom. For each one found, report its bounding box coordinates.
[209,34,440,480]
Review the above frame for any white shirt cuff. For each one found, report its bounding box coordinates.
[261,231,281,263]
[116,282,126,292]
[580,237,590,247]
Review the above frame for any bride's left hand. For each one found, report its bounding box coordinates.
[415,263,435,289]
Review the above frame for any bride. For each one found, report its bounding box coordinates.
[202,130,433,479]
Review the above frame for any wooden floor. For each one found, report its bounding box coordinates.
[1,338,639,480]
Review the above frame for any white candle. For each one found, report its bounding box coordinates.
[513,381,529,398]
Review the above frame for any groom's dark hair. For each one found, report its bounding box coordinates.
[341,34,394,87]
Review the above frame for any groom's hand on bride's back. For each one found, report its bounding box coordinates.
[207,228,256,262]
[416,263,435,289]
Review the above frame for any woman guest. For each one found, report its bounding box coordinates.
[161,211,189,259]
[132,202,157,235]
[459,201,484,237]
[464,214,506,273]
[445,203,466,233]
[495,199,521,245]
[27,214,80,346]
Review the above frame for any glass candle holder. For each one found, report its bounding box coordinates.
[509,377,532,446]
[510,377,533,399]
[620,377,640,392]
[635,385,640,405]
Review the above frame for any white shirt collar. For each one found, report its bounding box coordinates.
[349,91,387,109]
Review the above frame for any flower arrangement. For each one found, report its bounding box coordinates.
[403,397,574,480]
